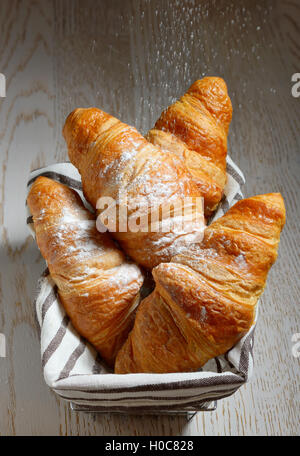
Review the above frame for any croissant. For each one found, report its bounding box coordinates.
[115,193,285,374]
[63,108,204,269]
[27,176,143,366]
[147,77,232,217]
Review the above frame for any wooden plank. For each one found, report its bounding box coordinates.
[0,0,299,435]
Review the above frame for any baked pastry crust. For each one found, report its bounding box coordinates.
[63,108,204,269]
[27,176,143,366]
[147,77,232,217]
[115,193,285,373]
[28,79,285,374]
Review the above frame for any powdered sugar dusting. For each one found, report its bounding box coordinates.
[106,263,143,287]
[52,206,103,262]
[39,201,143,292]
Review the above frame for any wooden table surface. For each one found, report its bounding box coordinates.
[0,0,299,436]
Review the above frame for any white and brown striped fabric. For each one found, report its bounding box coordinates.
[26,159,256,413]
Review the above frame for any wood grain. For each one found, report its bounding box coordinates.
[0,0,299,436]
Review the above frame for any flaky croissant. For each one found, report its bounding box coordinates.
[63,108,204,269]
[27,176,143,366]
[147,77,232,217]
[115,193,285,374]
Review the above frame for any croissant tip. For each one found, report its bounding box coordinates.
[237,193,286,229]
[190,76,228,90]
[256,192,285,207]
[266,193,286,221]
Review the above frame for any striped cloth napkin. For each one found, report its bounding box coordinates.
[26,158,256,413]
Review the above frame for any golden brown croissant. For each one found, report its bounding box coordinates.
[115,193,285,374]
[146,77,232,217]
[63,108,204,269]
[27,176,143,366]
